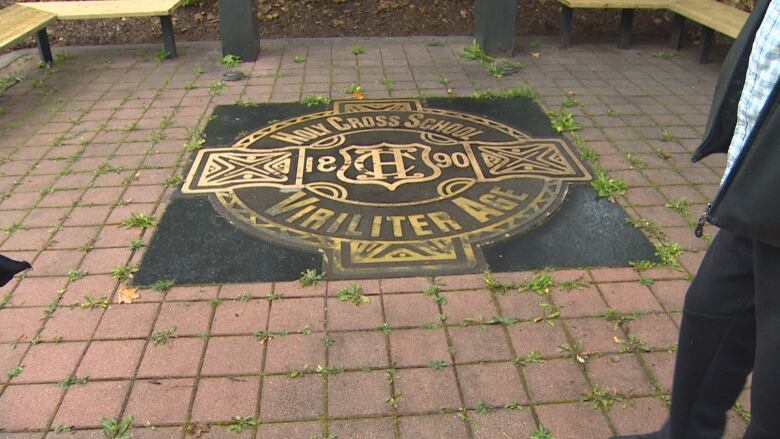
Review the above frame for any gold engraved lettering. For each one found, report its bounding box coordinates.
[346,215,364,237]
[355,147,423,182]
[386,216,407,238]
[428,211,463,233]
[452,196,505,223]
[408,214,433,236]
[370,216,382,238]
[404,113,424,128]
[270,123,332,145]
[317,156,338,172]
[299,207,335,230]
[265,192,319,216]
[327,116,351,131]
[326,212,349,234]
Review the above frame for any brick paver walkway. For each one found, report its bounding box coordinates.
[0,37,749,438]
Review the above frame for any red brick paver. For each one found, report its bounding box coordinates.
[0,35,744,436]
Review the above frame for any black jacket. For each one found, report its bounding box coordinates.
[692,0,780,247]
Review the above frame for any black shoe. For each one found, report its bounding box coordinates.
[0,254,31,287]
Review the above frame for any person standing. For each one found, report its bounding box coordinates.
[613,0,780,438]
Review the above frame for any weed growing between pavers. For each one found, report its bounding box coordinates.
[615,335,651,353]
[7,364,23,380]
[265,292,283,302]
[336,285,369,305]
[625,153,648,170]
[350,43,365,56]
[300,95,330,107]
[583,384,631,410]
[164,174,184,188]
[462,39,524,78]
[596,308,645,328]
[226,416,257,433]
[121,212,158,229]
[184,127,206,151]
[534,303,561,326]
[653,50,680,59]
[80,294,109,309]
[153,279,175,291]
[660,127,676,142]
[521,269,555,295]
[422,285,447,304]
[385,390,403,408]
[666,197,695,227]
[110,264,139,282]
[559,278,589,291]
[151,326,178,346]
[58,374,88,389]
[102,416,132,439]
[548,108,581,133]
[67,269,87,281]
[472,87,537,100]
[299,269,324,286]
[559,340,590,364]
[482,269,518,295]
[428,359,448,371]
[383,74,394,95]
[591,169,627,202]
[253,330,290,343]
[561,94,583,109]
[515,351,546,366]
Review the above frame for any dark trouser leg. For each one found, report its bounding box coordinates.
[669,230,756,439]
[36,28,53,64]
[744,240,780,437]
[683,311,755,437]
[160,15,177,59]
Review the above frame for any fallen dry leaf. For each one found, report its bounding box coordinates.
[117,287,140,304]
[531,51,541,58]
[352,88,365,100]
[186,422,210,438]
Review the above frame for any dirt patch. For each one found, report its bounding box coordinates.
[2,0,754,49]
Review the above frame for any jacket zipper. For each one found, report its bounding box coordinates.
[694,77,780,238]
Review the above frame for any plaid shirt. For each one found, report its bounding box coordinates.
[724,0,780,183]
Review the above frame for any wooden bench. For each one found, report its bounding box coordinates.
[669,0,748,62]
[0,4,57,63]
[558,0,750,62]
[558,0,671,50]
[1,0,184,63]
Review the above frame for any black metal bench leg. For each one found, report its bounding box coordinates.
[160,15,177,59]
[698,26,714,63]
[618,8,634,49]
[670,13,685,50]
[560,5,573,49]
[36,28,53,64]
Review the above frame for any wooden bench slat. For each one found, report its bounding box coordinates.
[19,0,185,20]
[671,0,748,38]
[558,0,670,9]
[0,4,56,49]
